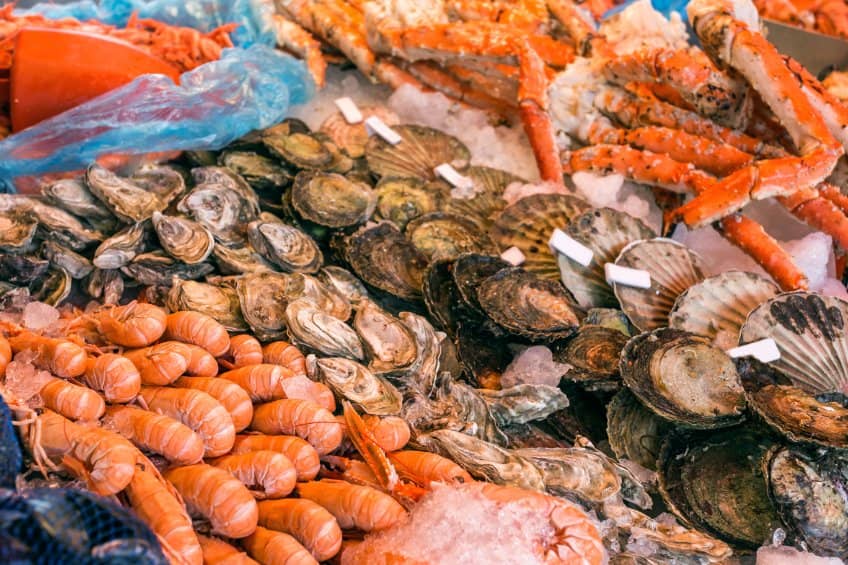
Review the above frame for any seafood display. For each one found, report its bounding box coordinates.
[753,0,848,38]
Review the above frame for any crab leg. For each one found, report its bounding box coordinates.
[272,14,327,88]
[445,61,520,103]
[814,0,848,38]
[446,0,551,32]
[546,0,599,52]
[404,61,516,118]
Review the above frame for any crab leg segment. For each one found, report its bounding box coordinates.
[545,0,599,53]
[272,14,327,88]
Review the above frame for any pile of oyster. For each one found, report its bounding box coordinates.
[4,109,847,562]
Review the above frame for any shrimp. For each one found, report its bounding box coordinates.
[174,376,253,432]
[262,341,306,375]
[219,364,290,403]
[82,353,141,403]
[139,386,235,457]
[124,341,191,385]
[197,535,258,565]
[251,399,343,455]
[279,374,336,412]
[94,301,167,347]
[296,479,407,532]
[39,409,137,495]
[257,498,342,562]
[221,334,263,369]
[39,377,105,421]
[181,343,219,377]
[164,463,258,538]
[0,335,11,377]
[242,527,318,565]
[103,405,204,465]
[361,415,410,453]
[164,311,230,357]
[232,434,320,481]
[9,331,86,378]
[208,450,297,499]
[125,465,203,565]
[388,450,473,487]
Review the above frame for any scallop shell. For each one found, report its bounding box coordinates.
[606,388,670,471]
[320,105,399,159]
[669,271,779,350]
[442,166,520,229]
[557,208,656,308]
[406,212,496,262]
[374,177,444,229]
[489,193,590,280]
[613,238,707,331]
[365,125,470,180]
[291,171,376,228]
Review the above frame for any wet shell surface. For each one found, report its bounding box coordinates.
[0,212,38,253]
[405,212,495,263]
[373,177,444,230]
[219,150,292,190]
[85,164,166,222]
[318,266,370,307]
[151,212,215,265]
[93,221,150,270]
[263,130,333,170]
[557,325,628,391]
[285,298,364,360]
[310,356,403,415]
[247,220,323,274]
[489,193,590,280]
[236,272,294,341]
[319,105,399,159]
[291,171,376,228]
[556,208,656,309]
[441,166,519,229]
[353,300,417,374]
[620,328,746,428]
[365,125,470,181]
[452,253,511,317]
[606,388,670,471]
[669,271,779,350]
[613,238,707,332]
[166,279,247,332]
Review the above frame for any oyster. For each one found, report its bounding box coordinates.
[353,300,417,374]
[556,325,628,391]
[285,298,364,359]
[658,428,781,549]
[93,221,151,270]
[41,241,94,280]
[374,177,443,230]
[212,243,274,275]
[313,132,354,174]
[556,208,656,308]
[263,130,333,169]
[405,212,496,262]
[41,178,116,231]
[85,164,166,222]
[121,251,214,286]
[219,150,292,190]
[396,311,442,393]
[344,222,428,301]
[606,389,670,471]
[236,272,295,341]
[477,268,581,341]
[454,324,512,390]
[0,253,49,285]
[166,279,247,331]
[30,201,104,251]
[131,164,187,206]
[320,105,399,159]
[319,266,370,307]
[512,447,620,503]
[29,267,71,306]
[621,328,746,428]
[177,184,251,245]
[0,211,37,253]
[613,238,707,331]
[365,125,470,180]
[478,385,569,426]
[489,193,590,279]
[310,356,403,415]
[151,212,215,264]
[247,220,323,273]
[84,268,124,304]
[669,271,779,350]
[422,258,464,333]
[190,166,261,217]
[291,171,376,228]
[289,274,352,321]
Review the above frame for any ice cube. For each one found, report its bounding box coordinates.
[22,301,60,330]
[501,345,571,388]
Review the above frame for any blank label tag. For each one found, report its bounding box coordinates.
[605,263,652,289]
[434,163,473,189]
[727,339,781,363]
[364,116,402,145]
[334,97,363,124]
[500,246,526,266]
[549,229,593,267]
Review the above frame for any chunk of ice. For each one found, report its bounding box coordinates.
[784,232,834,291]
[756,545,843,565]
[501,345,571,388]
[22,301,60,330]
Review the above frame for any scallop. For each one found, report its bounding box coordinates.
[365,125,470,180]
[442,166,520,230]
[320,105,399,159]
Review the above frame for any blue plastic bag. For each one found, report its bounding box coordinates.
[20,0,277,48]
[0,45,314,190]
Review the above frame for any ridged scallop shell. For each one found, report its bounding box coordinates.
[489,193,590,280]
[365,125,470,180]
[442,166,521,229]
[613,238,707,331]
[669,271,779,350]
[557,208,656,308]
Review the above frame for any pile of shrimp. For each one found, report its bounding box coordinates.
[0,300,486,565]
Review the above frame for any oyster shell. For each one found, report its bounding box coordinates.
[477,267,581,341]
[320,105,399,159]
[84,268,124,304]
[613,238,707,331]
[247,220,323,274]
[166,279,247,331]
[85,164,166,222]
[556,208,656,308]
[285,298,364,359]
[422,259,463,333]
[669,271,779,350]
[30,201,104,251]
[512,447,621,503]
[177,183,252,246]
[397,311,442,393]
[478,385,569,426]
[0,211,37,253]
[290,274,352,321]
[344,222,428,301]
[41,178,116,231]
[353,300,417,374]
[236,272,295,341]
[219,150,292,190]
[374,177,444,230]
[151,212,215,264]
[318,266,370,307]
[310,356,403,415]
[212,243,274,275]
[365,125,470,180]
[131,164,187,206]
[452,253,510,318]
[291,171,376,228]
[312,132,354,174]
[489,193,590,280]
[29,267,71,306]
[405,212,496,262]
[41,241,94,280]
[121,251,214,286]
[0,253,49,284]
[621,328,746,428]
[263,130,334,169]
[606,388,670,471]
[93,221,151,270]
[442,166,519,229]
[190,166,261,217]
[557,325,628,391]
[454,324,512,390]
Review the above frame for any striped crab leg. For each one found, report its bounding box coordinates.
[272,14,327,88]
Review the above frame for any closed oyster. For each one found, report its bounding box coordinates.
[606,388,670,471]
[212,243,274,275]
[478,385,569,426]
[512,447,620,503]
[29,267,71,306]
[247,220,323,273]
[405,212,496,262]
[353,300,417,374]
[310,356,403,415]
[344,222,428,301]
[263,130,334,169]
[131,164,187,206]
[41,178,116,231]
[219,150,292,190]
[151,212,215,265]
[313,132,354,174]
[621,328,746,428]
[122,251,214,286]
[669,271,779,350]
[396,312,442,393]
[374,177,443,229]
[30,201,104,251]
[557,208,656,308]
[291,171,376,228]
[41,241,93,280]
[0,211,37,253]
[166,279,247,331]
[455,324,512,390]
[365,125,470,180]
[289,274,352,321]
[319,266,370,307]
[658,428,781,549]
[489,193,591,280]
[92,221,151,270]
[285,298,364,359]
[320,105,399,159]
[422,259,463,333]
[0,253,49,285]
[236,272,295,341]
[452,253,510,319]
[557,325,628,391]
[477,268,581,341]
[613,239,707,331]
[85,164,166,222]
[177,184,251,245]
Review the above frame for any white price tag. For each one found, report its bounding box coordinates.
[334,97,363,124]
[500,246,526,266]
[434,163,473,189]
[727,339,781,363]
[549,229,593,267]
[364,116,402,145]
[604,263,652,289]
